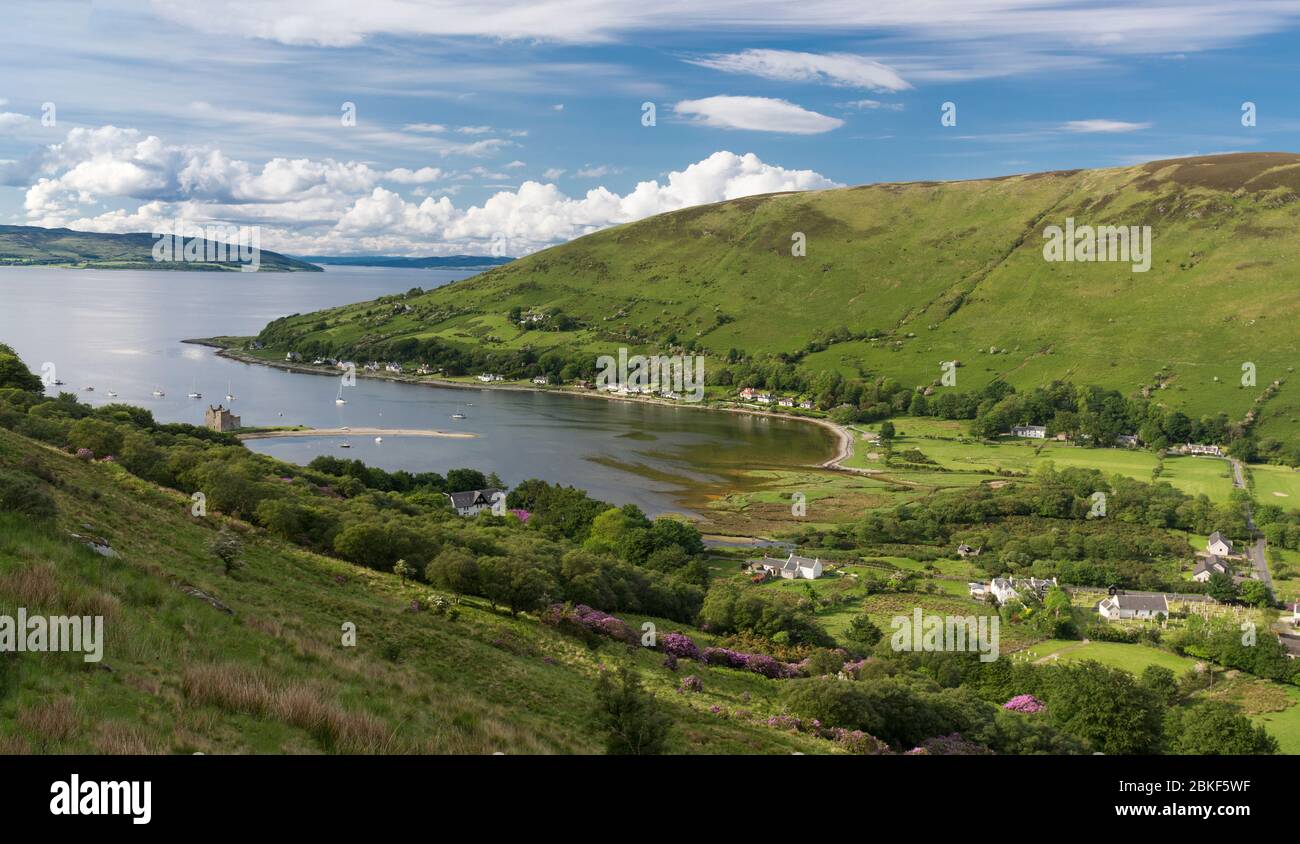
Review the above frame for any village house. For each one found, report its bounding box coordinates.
[285,351,301,362]
[748,553,823,581]
[799,400,814,410]
[977,576,1058,603]
[203,404,241,432]
[477,373,505,383]
[1097,592,1168,621]
[1183,443,1223,457]
[1192,555,1229,582]
[1117,434,1141,448]
[1207,531,1234,557]
[956,543,982,558]
[778,397,795,407]
[532,375,549,385]
[755,393,774,405]
[385,363,402,373]
[445,488,505,517]
[1278,635,1300,660]
[739,387,757,400]
[1010,425,1047,439]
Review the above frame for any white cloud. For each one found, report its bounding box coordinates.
[543,167,566,180]
[0,112,31,132]
[1060,119,1152,133]
[689,49,910,91]
[842,99,905,111]
[150,0,1300,59]
[383,166,445,183]
[675,96,844,135]
[576,164,622,178]
[18,123,840,256]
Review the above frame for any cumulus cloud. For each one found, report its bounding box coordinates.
[689,49,910,91]
[674,96,844,135]
[17,124,839,256]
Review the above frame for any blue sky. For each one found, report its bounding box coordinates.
[0,0,1297,256]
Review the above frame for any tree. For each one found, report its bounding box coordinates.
[0,349,42,392]
[209,527,243,575]
[878,421,895,443]
[844,613,883,650]
[425,547,480,594]
[478,555,552,616]
[1041,661,1164,754]
[1239,579,1271,608]
[393,559,413,585]
[1205,571,1238,604]
[1139,665,1180,708]
[592,666,671,755]
[1166,701,1279,755]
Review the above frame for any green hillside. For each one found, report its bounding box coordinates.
[0,425,830,754]
[251,152,1300,444]
[0,225,320,271]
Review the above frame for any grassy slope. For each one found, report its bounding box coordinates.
[0,427,827,755]
[0,225,320,271]
[263,152,1300,443]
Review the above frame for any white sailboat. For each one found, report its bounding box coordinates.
[225,381,235,401]
[374,436,383,444]
[152,387,165,397]
[106,390,117,398]
[335,382,347,405]
[187,378,201,399]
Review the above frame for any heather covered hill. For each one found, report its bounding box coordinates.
[253,153,1300,443]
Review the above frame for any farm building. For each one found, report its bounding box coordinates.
[1207,532,1234,557]
[1191,556,1229,582]
[1098,593,1168,621]
[749,553,823,581]
[1010,425,1047,439]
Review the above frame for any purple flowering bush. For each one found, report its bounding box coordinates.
[679,675,703,693]
[660,631,701,660]
[1002,694,1045,714]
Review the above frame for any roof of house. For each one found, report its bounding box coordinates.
[1193,556,1228,576]
[786,554,820,571]
[1278,636,1300,657]
[446,488,504,510]
[1107,594,1169,613]
[1208,531,1232,548]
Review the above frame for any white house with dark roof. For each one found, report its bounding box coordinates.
[1010,425,1047,439]
[749,553,823,580]
[1207,532,1234,557]
[445,488,505,517]
[987,576,1057,604]
[1192,556,1229,583]
[1098,593,1168,620]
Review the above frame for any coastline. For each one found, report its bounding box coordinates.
[185,338,856,472]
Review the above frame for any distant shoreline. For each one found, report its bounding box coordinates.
[184,337,851,471]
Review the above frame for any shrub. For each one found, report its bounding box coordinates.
[679,675,702,693]
[0,469,56,521]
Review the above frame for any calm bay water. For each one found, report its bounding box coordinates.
[0,266,833,515]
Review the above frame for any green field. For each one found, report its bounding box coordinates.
[1251,464,1300,502]
[1017,639,1201,674]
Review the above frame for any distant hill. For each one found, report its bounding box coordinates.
[0,225,321,271]
[296,255,514,269]
[253,153,1300,444]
